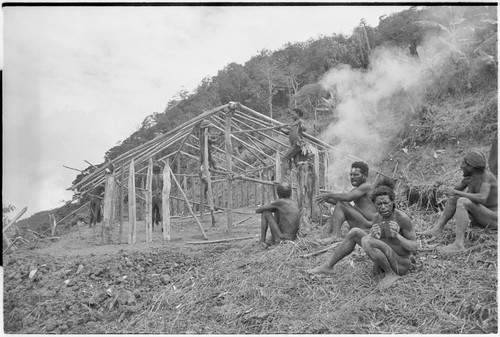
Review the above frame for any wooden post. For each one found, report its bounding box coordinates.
[128,159,137,244]
[170,166,208,240]
[199,172,205,220]
[275,151,282,183]
[324,151,330,190]
[145,158,153,243]
[182,175,188,215]
[119,164,124,243]
[260,170,265,206]
[224,107,234,232]
[203,128,216,226]
[312,147,321,219]
[103,172,116,244]
[49,213,57,236]
[297,165,304,210]
[162,159,172,242]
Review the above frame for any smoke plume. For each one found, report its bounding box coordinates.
[319,47,426,191]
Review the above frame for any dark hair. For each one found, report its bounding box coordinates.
[291,108,304,117]
[351,161,369,176]
[371,185,396,203]
[374,176,396,190]
[277,182,292,198]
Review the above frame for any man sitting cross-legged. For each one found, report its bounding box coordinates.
[315,161,377,244]
[256,182,301,249]
[419,149,498,254]
[307,179,418,290]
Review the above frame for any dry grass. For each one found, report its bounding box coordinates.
[101,211,497,334]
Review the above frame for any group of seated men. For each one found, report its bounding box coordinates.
[257,149,497,289]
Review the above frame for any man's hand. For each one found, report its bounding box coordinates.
[316,194,336,205]
[387,221,400,238]
[443,186,457,197]
[370,223,381,239]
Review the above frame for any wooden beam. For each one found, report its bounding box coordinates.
[203,128,216,227]
[102,172,116,244]
[224,108,234,233]
[2,206,27,234]
[169,166,208,240]
[162,158,172,242]
[145,158,153,243]
[128,159,137,245]
[186,235,256,245]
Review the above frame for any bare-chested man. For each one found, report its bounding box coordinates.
[419,149,498,254]
[315,161,377,244]
[307,180,418,289]
[256,182,301,249]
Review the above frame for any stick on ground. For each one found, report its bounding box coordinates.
[300,242,341,258]
[186,235,256,245]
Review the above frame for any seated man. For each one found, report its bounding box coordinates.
[315,161,377,243]
[256,182,300,249]
[307,180,418,289]
[419,149,498,253]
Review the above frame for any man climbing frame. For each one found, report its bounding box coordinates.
[307,179,418,290]
[255,182,301,249]
[419,149,498,254]
[315,161,377,244]
[281,108,313,178]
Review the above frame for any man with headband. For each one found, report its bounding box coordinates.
[419,149,498,253]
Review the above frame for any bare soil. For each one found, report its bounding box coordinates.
[3,208,262,334]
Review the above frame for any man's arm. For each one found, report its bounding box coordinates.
[317,183,371,204]
[446,182,492,205]
[395,213,418,254]
[256,200,280,213]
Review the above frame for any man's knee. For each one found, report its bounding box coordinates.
[457,197,473,210]
[346,227,366,241]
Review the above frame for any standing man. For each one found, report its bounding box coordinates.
[419,149,498,253]
[256,182,301,249]
[281,108,308,177]
[316,161,377,244]
[307,180,418,290]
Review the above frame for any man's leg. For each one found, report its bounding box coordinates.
[419,196,458,236]
[439,197,498,254]
[260,211,283,248]
[320,202,372,244]
[281,144,301,177]
[361,235,412,289]
[307,228,366,274]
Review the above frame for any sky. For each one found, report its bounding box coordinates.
[3,4,410,218]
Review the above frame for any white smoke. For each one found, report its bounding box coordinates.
[319,46,426,191]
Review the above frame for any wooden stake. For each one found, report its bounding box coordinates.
[203,128,216,226]
[162,159,172,242]
[119,164,124,243]
[128,159,137,245]
[300,242,341,258]
[275,150,282,183]
[169,166,208,240]
[145,158,153,243]
[182,174,188,215]
[49,213,57,236]
[102,172,116,244]
[225,108,234,232]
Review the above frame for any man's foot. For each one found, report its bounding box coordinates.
[418,227,442,237]
[437,243,465,254]
[306,264,335,275]
[259,242,269,250]
[377,274,401,289]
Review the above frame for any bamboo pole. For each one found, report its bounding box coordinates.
[62,165,83,172]
[145,158,153,243]
[225,108,234,232]
[102,172,116,244]
[2,206,27,234]
[119,164,124,243]
[49,213,57,236]
[186,235,256,245]
[162,159,172,242]
[128,159,137,245]
[70,104,231,191]
[169,166,208,240]
[275,150,282,183]
[203,127,216,227]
